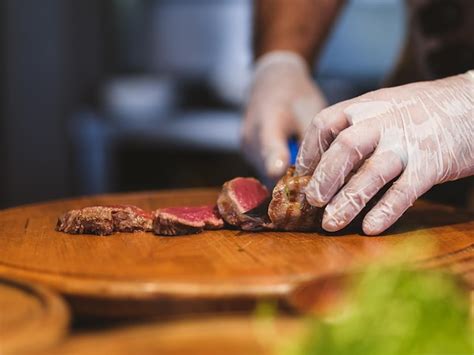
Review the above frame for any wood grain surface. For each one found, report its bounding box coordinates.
[0,189,472,318]
[36,316,302,355]
[0,277,70,354]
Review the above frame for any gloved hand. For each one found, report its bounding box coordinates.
[242,51,327,179]
[296,71,474,235]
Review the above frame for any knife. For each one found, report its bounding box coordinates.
[288,137,299,165]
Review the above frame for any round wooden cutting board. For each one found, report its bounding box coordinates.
[0,277,70,354]
[0,189,472,318]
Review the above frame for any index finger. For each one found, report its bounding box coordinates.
[295,102,351,176]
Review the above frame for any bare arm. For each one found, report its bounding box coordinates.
[254,0,345,65]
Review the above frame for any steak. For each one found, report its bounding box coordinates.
[268,167,323,231]
[153,205,224,236]
[56,169,323,236]
[56,205,153,236]
[217,177,270,230]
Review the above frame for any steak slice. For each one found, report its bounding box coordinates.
[56,205,153,236]
[217,177,271,230]
[153,205,224,236]
[268,167,323,231]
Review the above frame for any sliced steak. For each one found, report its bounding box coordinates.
[268,167,323,231]
[153,205,224,236]
[217,177,271,230]
[56,205,153,236]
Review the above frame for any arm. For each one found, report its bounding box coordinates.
[254,0,345,64]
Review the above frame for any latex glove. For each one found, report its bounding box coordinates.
[242,51,327,179]
[296,71,474,235]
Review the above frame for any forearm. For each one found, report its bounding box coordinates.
[254,0,345,65]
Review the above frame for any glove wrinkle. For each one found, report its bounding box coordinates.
[296,72,474,234]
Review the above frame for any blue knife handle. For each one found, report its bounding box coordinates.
[288,138,299,165]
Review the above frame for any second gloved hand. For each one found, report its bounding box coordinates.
[242,51,327,179]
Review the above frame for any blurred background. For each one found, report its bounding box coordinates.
[1,0,468,209]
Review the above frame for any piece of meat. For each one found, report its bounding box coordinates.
[217,177,271,230]
[153,205,224,236]
[268,167,323,231]
[56,205,153,236]
[56,170,321,236]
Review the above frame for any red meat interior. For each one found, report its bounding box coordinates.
[108,205,152,219]
[161,205,218,222]
[232,178,268,212]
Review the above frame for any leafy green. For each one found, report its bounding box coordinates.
[281,267,472,355]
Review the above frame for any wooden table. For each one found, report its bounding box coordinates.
[35,315,302,355]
